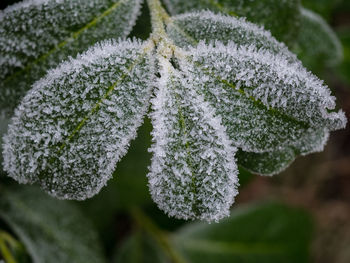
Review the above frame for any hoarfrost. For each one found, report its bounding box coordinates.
[2,39,153,200]
[163,0,301,45]
[166,10,297,63]
[0,2,347,222]
[0,0,143,114]
[180,41,346,154]
[148,56,238,222]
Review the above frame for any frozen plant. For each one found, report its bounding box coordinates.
[0,0,347,222]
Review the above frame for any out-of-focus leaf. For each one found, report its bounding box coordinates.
[114,203,313,263]
[301,0,342,19]
[0,185,106,263]
[295,8,343,72]
[173,203,313,263]
[337,29,350,85]
[163,0,301,46]
[114,231,169,263]
[0,230,30,263]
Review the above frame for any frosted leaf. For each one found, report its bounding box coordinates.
[237,126,329,175]
[0,114,10,168]
[163,0,301,45]
[148,57,238,222]
[0,186,106,263]
[179,41,346,154]
[295,8,343,70]
[237,148,296,176]
[166,10,298,63]
[2,39,154,200]
[0,0,142,115]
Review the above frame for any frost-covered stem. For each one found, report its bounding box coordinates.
[130,208,188,263]
[146,0,169,42]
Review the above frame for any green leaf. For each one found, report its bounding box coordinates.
[173,202,313,263]
[163,0,301,45]
[0,185,106,263]
[301,0,341,20]
[148,57,238,222]
[0,0,142,115]
[78,119,153,234]
[294,8,343,72]
[336,28,350,85]
[165,10,343,175]
[0,115,10,169]
[166,10,297,63]
[180,41,345,154]
[114,231,168,263]
[236,148,296,175]
[0,230,30,263]
[2,39,153,200]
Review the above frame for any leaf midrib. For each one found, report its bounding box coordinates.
[167,20,310,130]
[56,46,150,155]
[3,0,126,85]
[173,84,201,215]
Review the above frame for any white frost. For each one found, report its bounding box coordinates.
[3,39,153,200]
[148,56,238,222]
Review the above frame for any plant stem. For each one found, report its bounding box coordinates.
[0,231,18,263]
[146,0,170,42]
[130,208,188,263]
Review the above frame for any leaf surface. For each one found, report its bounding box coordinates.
[180,41,346,156]
[165,11,346,174]
[3,39,153,200]
[174,203,313,263]
[163,0,301,45]
[295,8,343,71]
[236,148,296,176]
[166,11,296,62]
[0,0,142,114]
[148,57,238,222]
[0,186,106,263]
[114,231,168,263]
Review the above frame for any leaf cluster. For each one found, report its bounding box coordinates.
[0,0,347,223]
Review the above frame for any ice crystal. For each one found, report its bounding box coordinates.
[3,39,153,199]
[1,0,347,221]
[163,0,301,45]
[166,10,298,63]
[180,41,346,154]
[148,57,238,222]
[0,0,142,114]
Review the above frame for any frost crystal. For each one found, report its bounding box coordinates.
[3,39,153,199]
[166,10,297,63]
[0,0,142,114]
[148,57,238,222]
[180,41,346,155]
[163,0,301,45]
[1,0,347,222]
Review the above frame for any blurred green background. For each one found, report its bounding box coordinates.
[1,0,350,262]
